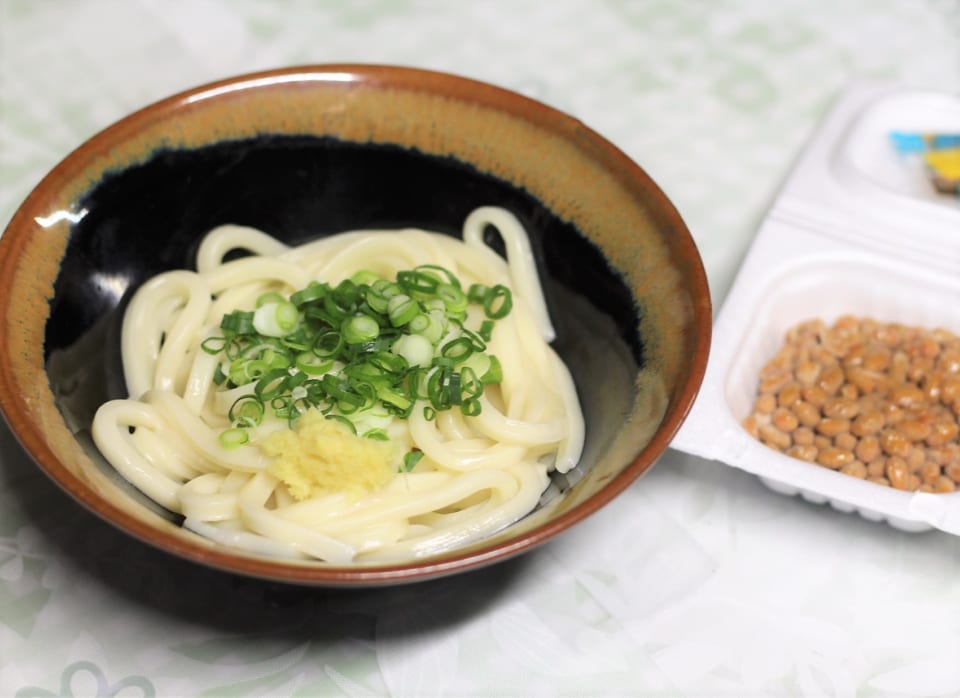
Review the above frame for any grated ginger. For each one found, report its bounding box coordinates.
[261,410,395,500]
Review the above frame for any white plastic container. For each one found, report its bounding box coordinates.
[671,82,960,535]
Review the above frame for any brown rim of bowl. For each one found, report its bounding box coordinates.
[0,64,712,586]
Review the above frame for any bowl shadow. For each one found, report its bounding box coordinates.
[2,418,537,643]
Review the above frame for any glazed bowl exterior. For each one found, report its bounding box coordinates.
[0,65,711,586]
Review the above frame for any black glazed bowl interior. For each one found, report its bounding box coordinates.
[0,65,711,586]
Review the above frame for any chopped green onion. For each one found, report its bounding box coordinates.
[254,367,292,401]
[460,327,486,352]
[460,352,491,380]
[459,366,483,401]
[484,285,513,319]
[322,374,366,413]
[201,336,229,354]
[295,352,333,376]
[349,380,379,411]
[272,396,300,423]
[387,294,418,327]
[256,291,287,307]
[366,290,390,314]
[391,333,433,368]
[202,260,516,444]
[229,357,269,385]
[325,413,357,434]
[368,351,407,375]
[446,371,462,406]
[436,283,467,314]
[351,269,382,287]
[417,265,461,288]
[329,280,361,315]
[291,282,327,307]
[221,310,255,335]
[408,313,430,334]
[460,398,481,417]
[397,269,439,296]
[377,384,412,415]
[342,314,380,344]
[222,338,243,360]
[323,295,351,322]
[312,330,344,357]
[253,301,299,337]
[482,355,503,384]
[402,450,424,472]
[441,336,475,362]
[228,395,266,427]
[468,283,489,304]
[219,427,249,449]
[478,320,495,342]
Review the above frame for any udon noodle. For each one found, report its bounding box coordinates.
[92,206,584,563]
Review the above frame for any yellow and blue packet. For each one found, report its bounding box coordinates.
[890,131,960,196]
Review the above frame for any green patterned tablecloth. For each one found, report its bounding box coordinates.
[2,1,959,696]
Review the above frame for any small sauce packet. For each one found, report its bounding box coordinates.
[890,131,960,196]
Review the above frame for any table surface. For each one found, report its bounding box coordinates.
[2,1,959,696]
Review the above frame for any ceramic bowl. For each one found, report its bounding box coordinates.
[0,65,711,586]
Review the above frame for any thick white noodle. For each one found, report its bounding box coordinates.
[195,224,292,273]
[92,208,585,563]
[463,206,555,342]
[92,400,185,512]
[121,271,212,399]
